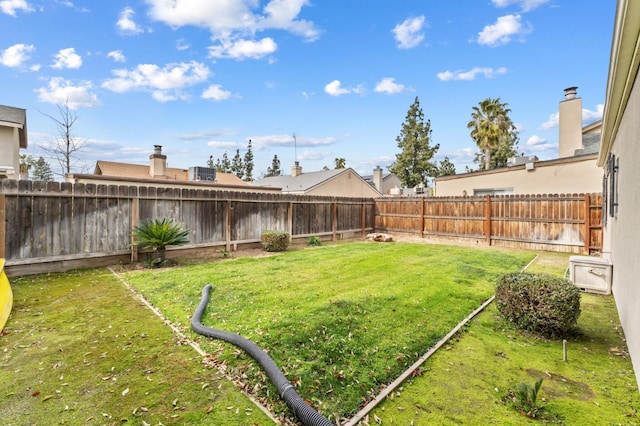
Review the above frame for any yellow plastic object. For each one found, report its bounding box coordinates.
[0,259,12,332]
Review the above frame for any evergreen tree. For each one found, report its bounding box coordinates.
[243,140,254,181]
[206,155,214,168]
[231,149,244,179]
[467,98,518,170]
[266,154,282,177]
[334,157,346,169]
[31,156,55,182]
[389,96,440,188]
[220,151,231,173]
[435,157,456,177]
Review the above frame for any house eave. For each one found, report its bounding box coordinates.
[598,0,640,166]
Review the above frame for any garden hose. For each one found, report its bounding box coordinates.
[191,284,333,426]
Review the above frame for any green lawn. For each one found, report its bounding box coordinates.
[3,244,635,426]
[123,242,534,422]
[369,252,640,425]
[0,269,273,425]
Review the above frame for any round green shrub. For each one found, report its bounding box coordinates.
[260,230,290,252]
[495,272,581,338]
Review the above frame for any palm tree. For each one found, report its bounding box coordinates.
[133,218,190,266]
[467,98,515,170]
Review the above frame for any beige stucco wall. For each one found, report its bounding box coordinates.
[381,175,402,195]
[0,126,20,177]
[434,155,602,196]
[306,170,381,198]
[605,65,640,389]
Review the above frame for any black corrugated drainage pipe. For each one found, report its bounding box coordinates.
[192,284,333,426]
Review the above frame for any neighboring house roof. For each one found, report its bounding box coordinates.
[361,173,397,184]
[94,160,246,185]
[253,168,346,192]
[0,105,27,148]
[252,167,381,196]
[575,120,602,156]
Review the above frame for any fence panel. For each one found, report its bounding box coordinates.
[375,193,602,254]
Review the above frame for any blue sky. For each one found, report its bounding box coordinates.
[1,0,615,179]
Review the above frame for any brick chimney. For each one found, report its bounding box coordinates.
[373,166,383,192]
[558,87,582,158]
[291,161,302,177]
[149,145,167,177]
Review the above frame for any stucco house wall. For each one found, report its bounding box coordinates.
[0,127,20,176]
[598,0,640,390]
[0,105,28,178]
[305,169,381,198]
[435,154,601,196]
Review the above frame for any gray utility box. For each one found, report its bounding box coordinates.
[569,256,612,295]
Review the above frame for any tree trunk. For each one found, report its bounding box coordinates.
[484,148,491,170]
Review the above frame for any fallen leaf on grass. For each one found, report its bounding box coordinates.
[122,387,129,396]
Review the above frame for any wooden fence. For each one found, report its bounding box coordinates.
[0,180,603,276]
[0,180,375,275]
[375,193,602,254]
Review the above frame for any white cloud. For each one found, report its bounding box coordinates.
[52,47,82,69]
[298,149,330,161]
[145,0,320,45]
[107,50,125,63]
[176,39,190,51]
[250,134,336,149]
[540,112,559,130]
[202,84,232,101]
[437,66,508,81]
[258,0,321,41]
[374,77,406,94]
[102,61,211,102]
[208,37,277,60]
[0,43,34,67]
[526,134,556,152]
[206,141,239,150]
[325,80,349,96]
[491,0,550,12]
[477,14,529,47]
[583,104,604,123]
[392,16,426,49]
[324,80,364,97]
[117,7,144,35]
[0,0,33,16]
[36,77,99,109]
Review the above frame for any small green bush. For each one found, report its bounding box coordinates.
[495,272,581,337]
[261,230,290,252]
[308,235,321,247]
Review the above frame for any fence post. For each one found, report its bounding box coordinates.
[225,200,232,252]
[420,198,425,238]
[584,194,591,254]
[0,194,5,259]
[332,202,337,241]
[288,202,293,242]
[130,196,139,263]
[484,195,492,246]
[361,203,366,236]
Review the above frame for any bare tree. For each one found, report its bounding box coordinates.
[40,100,85,177]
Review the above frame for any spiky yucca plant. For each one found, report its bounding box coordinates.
[514,378,543,417]
[133,218,190,266]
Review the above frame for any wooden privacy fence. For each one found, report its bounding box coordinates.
[0,180,375,275]
[375,193,602,254]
